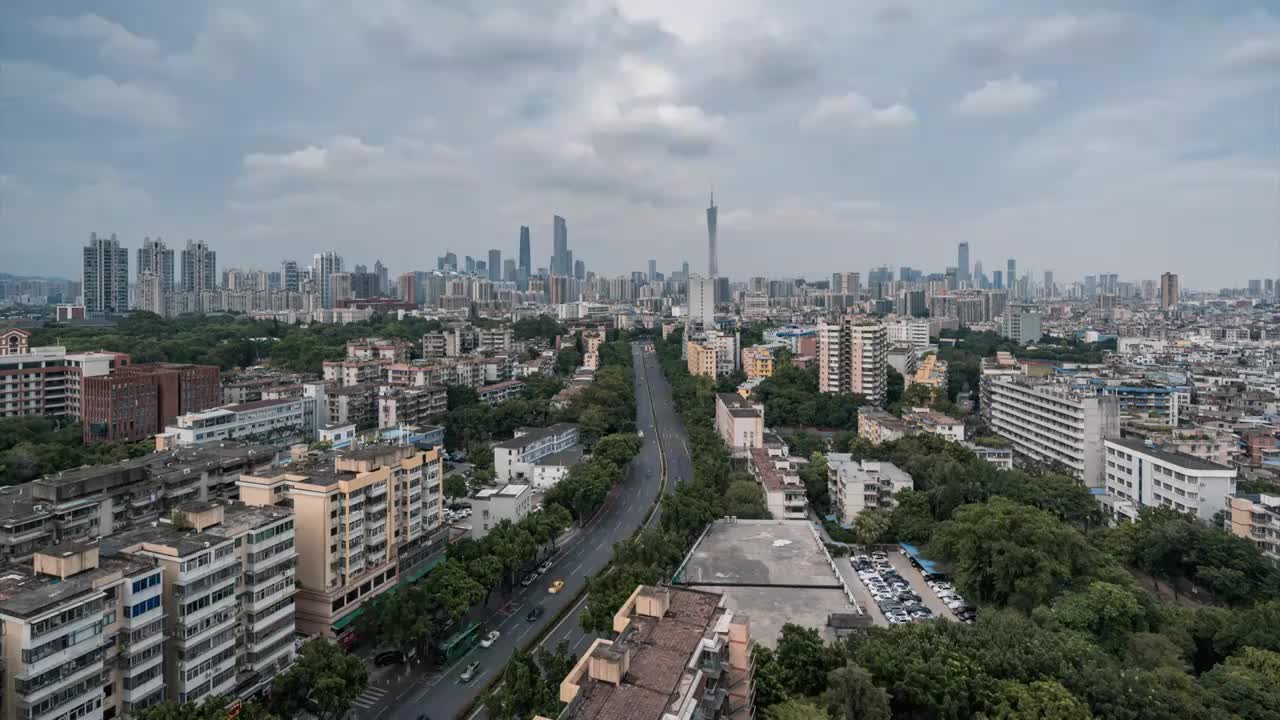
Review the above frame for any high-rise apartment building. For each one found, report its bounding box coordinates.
[138,237,175,293]
[180,240,217,296]
[831,272,860,298]
[1006,259,1017,299]
[957,242,970,283]
[281,260,301,293]
[237,444,443,636]
[552,215,568,275]
[1000,303,1043,344]
[687,274,716,332]
[83,232,130,314]
[1101,439,1236,525]
[1159,272,1179,310]
[648,259,657,281]
[816,317,888,405]
[312,251,344,309]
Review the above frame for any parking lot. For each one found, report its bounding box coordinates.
[849,549,938,625]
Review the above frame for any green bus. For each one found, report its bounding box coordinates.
[436,620,481,662]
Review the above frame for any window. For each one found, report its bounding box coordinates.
[126,595,162,618]
[131,573,161,594]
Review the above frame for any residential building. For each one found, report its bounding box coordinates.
[748,447,807,519]
[901,408,964,443]
[687,274,716,332]
[1228,493,1280,563]
[493,424,579,483]
[237,444,442,636]
[322,359,388,387]
[0,544,161,720]
[325,384,377,429]
[986,376,1120,487]
[1159,272,1179,310]
[157,397,318,448]
[858,407,909,445]
[886,317,930,348]
[965,442,1014,469]
[686,331,739,378]
[0,345,127,419]
[138,237,175,294]
[687,336,717,377]
[346,338,412,362]
[1000,303,1042,345]
[0,328,30,356]
[478,379,526,406]
[827,456,913,525]
[377,385,447,428]
[83,232,130,314]
[715,393,764,456]
[1101,438,1237,524]
[741,345,781,380]
[911,354,948,394]
[978,351,1022,414]
[82,363,221,445]
[816,317,888,405]
[312,251,344,309]
[541,585,752,720]
[180,240,217,312]
[470,484,532,539]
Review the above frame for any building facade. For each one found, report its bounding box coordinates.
[817,317,888,404]
[83,232,130,314]
[985,376,1120,487]
[827,456,913,525]
[1101,438,1237,524]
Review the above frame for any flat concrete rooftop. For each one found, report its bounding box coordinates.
[676,519,839,588]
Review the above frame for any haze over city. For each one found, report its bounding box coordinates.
[2,1,1278,287]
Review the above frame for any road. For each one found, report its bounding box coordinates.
[368,343,692,720]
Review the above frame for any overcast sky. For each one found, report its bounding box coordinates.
[1,1,1277,289]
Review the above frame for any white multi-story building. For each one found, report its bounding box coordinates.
[493,424,580,482]
[471,484,533,539]
[817,317,888,405]
[748,447,807,519]
[1000,304,1042,345]
[826,456,913,525]
[715,393,763,456]
[158,397,318,448]
[1101,439,1237,524]
[985,375,1120,488]
[886,317,930,348]
[0,544,163,720]
[687,274,716,332]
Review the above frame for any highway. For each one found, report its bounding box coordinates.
[370,343,692,719]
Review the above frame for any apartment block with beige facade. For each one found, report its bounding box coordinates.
[1229,493,1280,563]
[741,345,780,380]
[543,585,752,720]
[714,393,763,457]
[237,444,442,636]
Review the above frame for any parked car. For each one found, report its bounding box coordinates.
[460,661,481,683]
[527,605,545,622]
[538,560,554,574]
[521,573,537,587]
[480,630,500,648]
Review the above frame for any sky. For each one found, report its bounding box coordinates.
[0,0,1277,289]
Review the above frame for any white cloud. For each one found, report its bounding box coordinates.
[33,14,160,65]
[0,61,182,129]
[238,134,465,191]
[804,92,917,133]
[954,76,1050,116]
[166,8,261,81]
[1221,34,1280,71]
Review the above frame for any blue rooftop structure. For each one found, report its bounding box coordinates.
[899,542,945,577]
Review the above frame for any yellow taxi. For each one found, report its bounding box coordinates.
[548,579,565,594]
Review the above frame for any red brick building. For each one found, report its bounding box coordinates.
[82,363,221,444]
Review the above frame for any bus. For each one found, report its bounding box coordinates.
[436,620,481,662]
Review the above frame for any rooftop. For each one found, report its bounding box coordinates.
[0,554,151,619]
[224,397,304,413]
[496,423,578,449]
[1108,437,1235,472]
[674,519,856,645]
[748,449,801,493]
[101,522,235,559]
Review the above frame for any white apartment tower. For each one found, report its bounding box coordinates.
[817,317,888,405]
[986,376,1120,488]
[312,251,344,309]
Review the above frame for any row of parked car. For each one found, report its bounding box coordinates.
[851,551,934,625]
[926,578,976,623]
[444,505,472,524]
[520,557,556,587]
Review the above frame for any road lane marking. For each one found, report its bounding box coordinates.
[542,591,591,645]
[570,561,584,574]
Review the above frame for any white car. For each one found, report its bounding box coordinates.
[480,630,500,648]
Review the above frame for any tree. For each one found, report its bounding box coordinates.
[853,509,891,547]
[823,664,891,720]
[776,623,838,697]
[752,645,789,709]
[885,367,905,406]
[1045,581,1155,652]
[724,479,769,519]
[447,384,480,409]
[269,639,368,720]
[490,651,558,720]
[769,700,830,720]
[1198,648,1280,720]
[927,498,1098,612]
[444,474,469,503]
[987,680,1092,720]
[140,698,279,720]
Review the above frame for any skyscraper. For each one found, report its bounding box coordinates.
[706,192,718,276]
[687,274,715,332]
[1043,270,1054,298]
[993,270,1004,289]
[1159,272,1179,310]
[553,215,568,275]
[374,260,389,295]
[1006,259,1017,299]
[464,256,475,274]
[137,237,174,292]
[83,232,129,314]
[281,260,301,293]
[488,249,501,282]
[503,259,517,282]
[312,251,343,309]
[958,242,970,283]
[519,226,531,275]
[648,259,657,281]
[181,240,217,312]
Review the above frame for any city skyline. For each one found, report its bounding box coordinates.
[1,3,1277,286]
